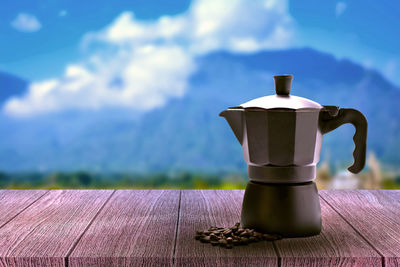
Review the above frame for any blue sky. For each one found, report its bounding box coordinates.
[0,0,399,116]
[290,0,399,83]
[0,0,191,80]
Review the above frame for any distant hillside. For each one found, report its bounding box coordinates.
[0,71,27,103]
[0,48,399,172]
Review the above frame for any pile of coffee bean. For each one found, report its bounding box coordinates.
[194,222,282,249]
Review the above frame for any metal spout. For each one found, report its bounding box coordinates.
[219,108,244,145]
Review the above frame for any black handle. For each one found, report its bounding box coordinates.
[319,106,368,173]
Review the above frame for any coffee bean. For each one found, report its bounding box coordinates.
[239,231,248,237]
[239,238,249,245]
[223,229,232,236]
[231,223,239,231]
[201,236,211,243]
[219,239,227,244]
[195,223,283,249]
[210,235,219,241]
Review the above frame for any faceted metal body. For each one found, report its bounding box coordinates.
[242,109,322,166]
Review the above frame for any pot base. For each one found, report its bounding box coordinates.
[241,181,321,237]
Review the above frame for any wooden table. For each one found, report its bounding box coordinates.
[0,190,399,267]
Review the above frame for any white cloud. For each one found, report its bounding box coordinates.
[5,45,194,115]
[4,0,293,117]
[11,13,42,32]
[91,0,293,54]
[59,10,68,17]
[335,2,347,17]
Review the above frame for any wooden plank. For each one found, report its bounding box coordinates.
[0,190,47,228]
[320,190,400,267]
[175,190,277,267]
[0,190,114,267]
[68,190,180,267]
[274,195,382,267]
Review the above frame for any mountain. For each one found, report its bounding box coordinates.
[0,48,399,172]
[0,71,28,104]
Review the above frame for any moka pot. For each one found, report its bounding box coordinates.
[220,75,367,237]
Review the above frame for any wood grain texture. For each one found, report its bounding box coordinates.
[175,190,277,267]
[0,190,113,267]
[0,190,47,228]
[69,190,180,267]
[275,196,382,267]
[320,190,400,267]
[0,189,398,267]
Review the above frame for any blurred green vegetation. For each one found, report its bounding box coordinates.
[0,171,248,189]
[0,170,399,189]
[382,176,400,189]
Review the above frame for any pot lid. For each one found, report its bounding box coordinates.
[240,75,322,110]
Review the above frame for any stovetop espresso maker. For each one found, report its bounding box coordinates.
[220,75,367,237]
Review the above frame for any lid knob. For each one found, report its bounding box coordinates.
[274,75,293,96]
